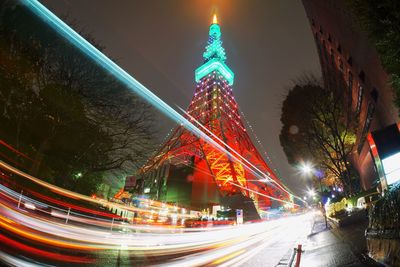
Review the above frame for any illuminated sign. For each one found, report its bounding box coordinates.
[382,152,400,185]
[369,124,400,190]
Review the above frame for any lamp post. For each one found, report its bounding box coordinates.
[300,162,328,228]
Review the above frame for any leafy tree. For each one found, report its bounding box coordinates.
[346,0,400,110]
[280,75,359,196]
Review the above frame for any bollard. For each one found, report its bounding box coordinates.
[295,244,304,267]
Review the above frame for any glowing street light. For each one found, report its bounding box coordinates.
[308,189,316,197]
[300,162,313,175]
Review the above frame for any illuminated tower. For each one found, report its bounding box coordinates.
[133,15,290,211]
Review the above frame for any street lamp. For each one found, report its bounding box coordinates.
[300,162,313,175]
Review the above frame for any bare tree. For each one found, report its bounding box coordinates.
[0,3,156,194]
[306,85,357,195]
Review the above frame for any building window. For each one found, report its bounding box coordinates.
[371,87,379,103]
[347,56,353,66]
[359,71,366,83]
[339,59,344,72]
[348,72,353,93]
[337,44,342,53]
[316,42,321,56]
[322,40,329,63]
[356,84,364,114]
[316,40,324,62]
[358,102,375,153]
[348,72,353,106]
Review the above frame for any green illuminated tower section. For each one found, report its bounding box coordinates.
[195,14,234,85]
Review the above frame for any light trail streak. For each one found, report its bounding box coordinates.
[0,232,96,262]
[0,139,36,163]
[0,160,194,220]
[0,182,212,234]
[228,181,295,206]
[0,251,37,267]
[1,180,312,266]
[0,183,118,220]
[1,202,254,250]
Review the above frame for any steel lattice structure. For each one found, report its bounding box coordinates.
[139,15,291,210]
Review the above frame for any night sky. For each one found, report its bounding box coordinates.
[41,0,321,196]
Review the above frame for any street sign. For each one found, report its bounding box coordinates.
[236,209,243,225]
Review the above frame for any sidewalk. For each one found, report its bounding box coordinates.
[299,212,366,267]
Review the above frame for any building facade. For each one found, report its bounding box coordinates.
[302,0,399,191]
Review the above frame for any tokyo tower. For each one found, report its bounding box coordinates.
[133,14,291,213]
